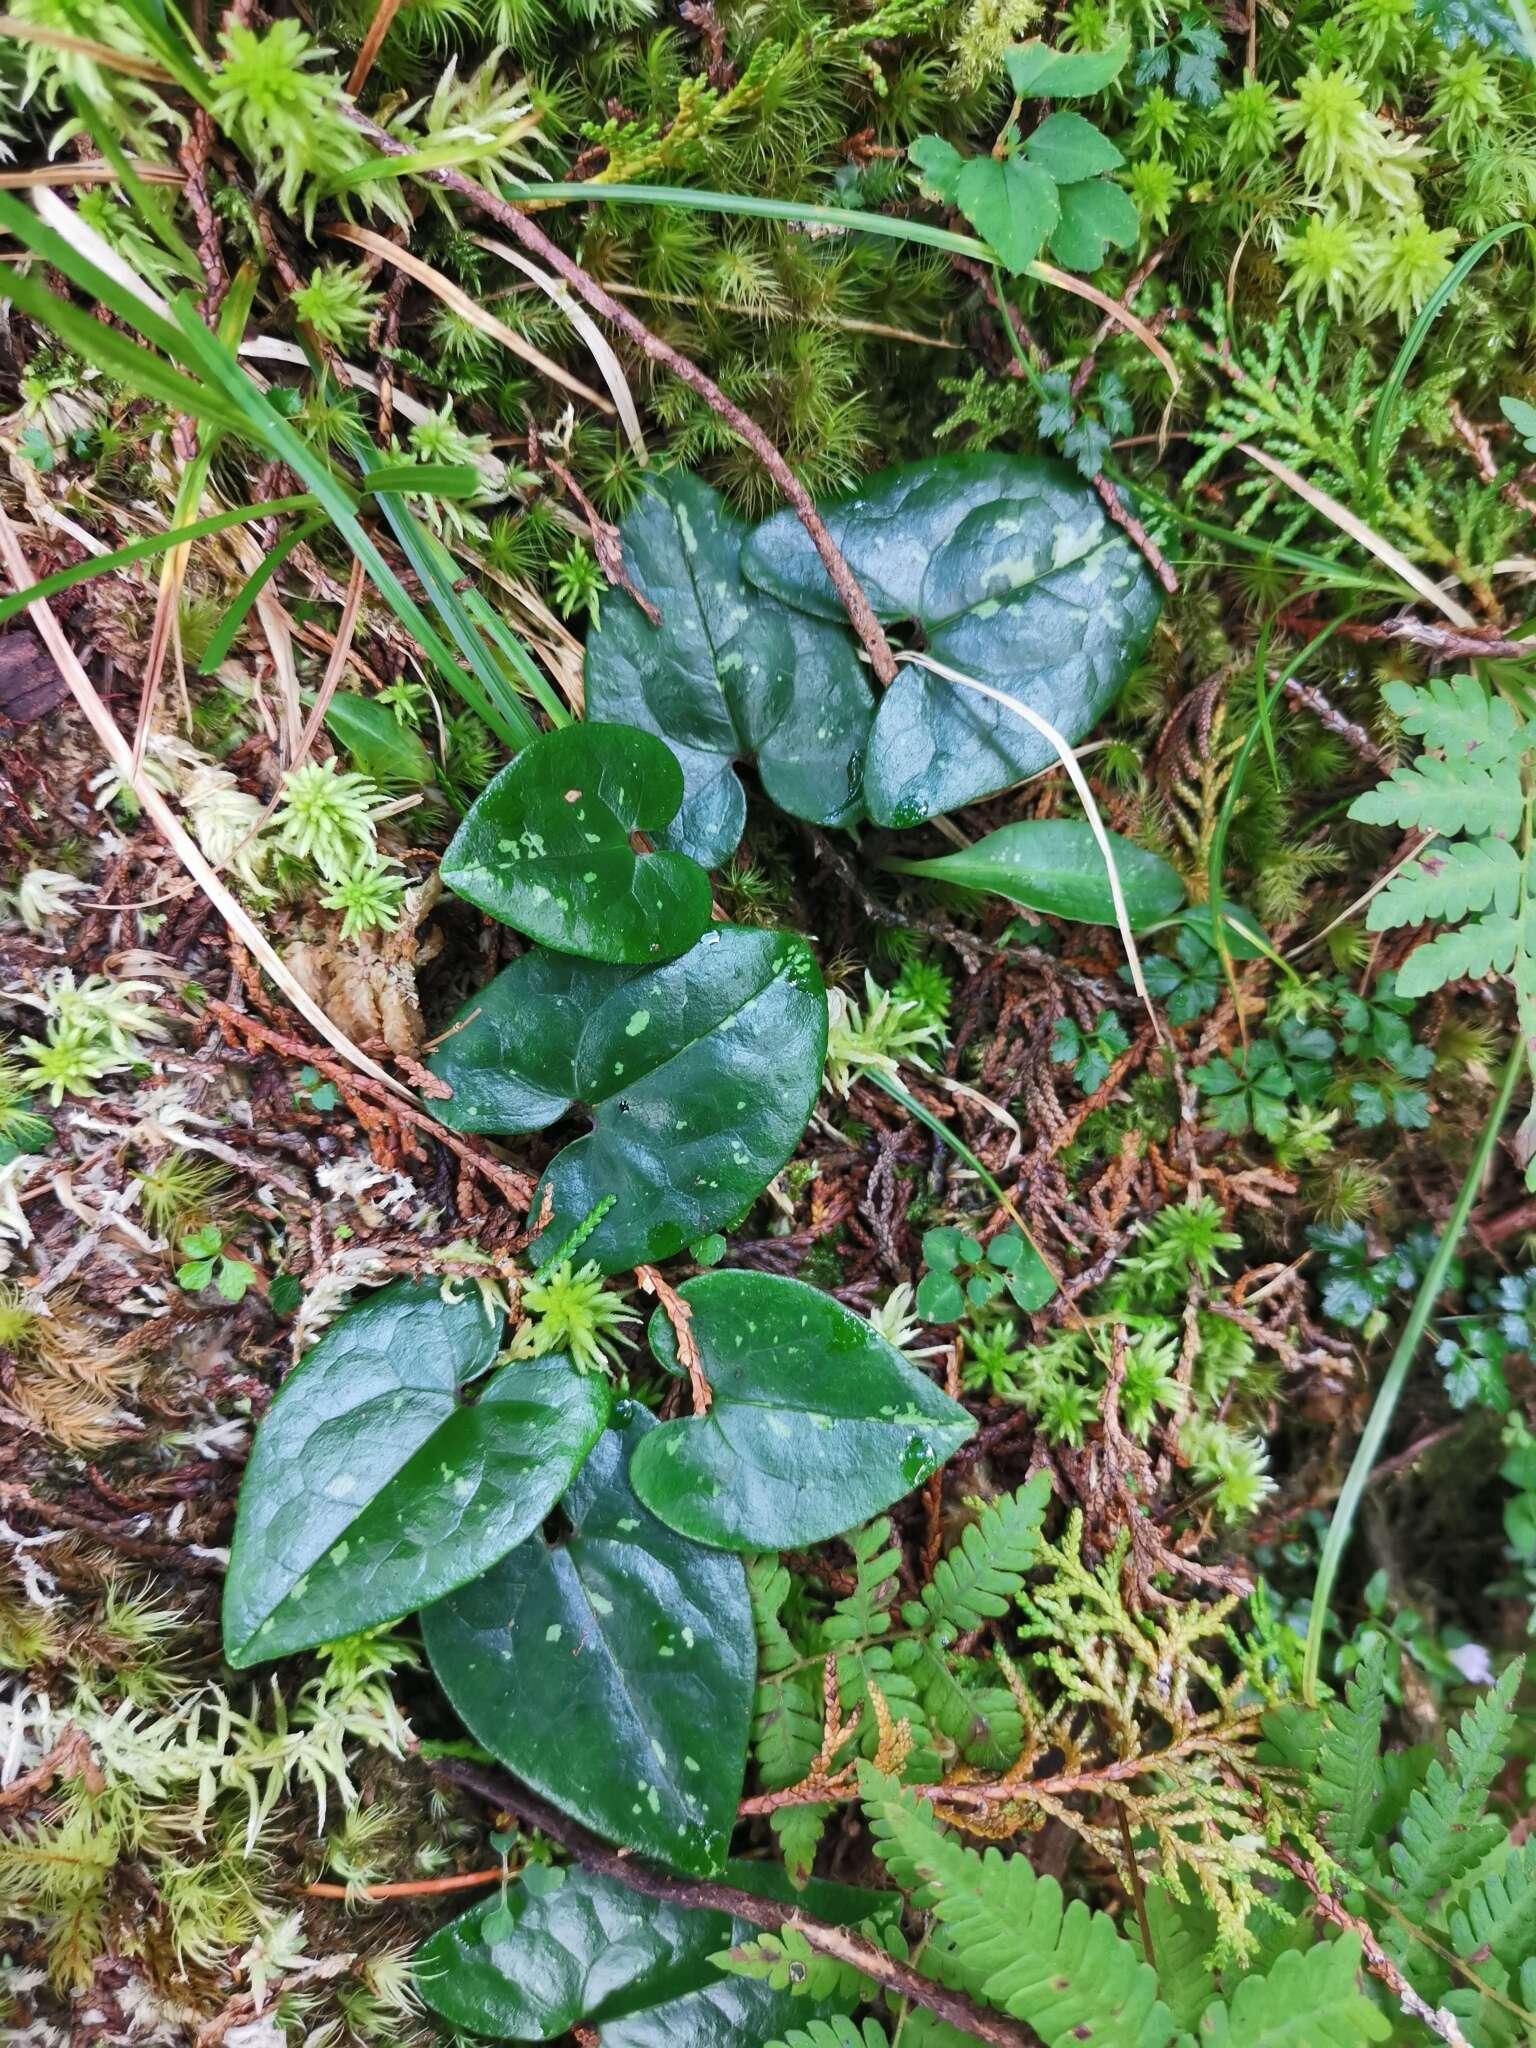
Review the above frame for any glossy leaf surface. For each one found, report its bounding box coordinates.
[441,722,713,964]
[415,1862,891,2044]
[885,819,1185,929]
[423,1408,753,1873]
[584,472,874,867]
[743,455,1162,826]
[324,690,436,788]
[631,1271,975,1550]
[222,1280,609,1666]
[426,928,827,1274]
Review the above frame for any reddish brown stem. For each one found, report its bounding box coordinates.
[303,1867,505,1900]
[344,113,898,686]
[433,1759,1043,2048]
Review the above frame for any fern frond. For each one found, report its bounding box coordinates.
[749,1555,802,1675]
[1197,1936,1391,2046]
[747,1552,823,1833]
[1388,1662,1521,1913]
[1143,1883,1220,2032]
[1395,915,1522,998]
[772,1801,831,1886]
[859,1768,1177,2048]
[768,2020,892,2048]
[1347,758,1523,841]
[893,1638,1023,1770]
[1384,675,1523,763]
[902,1473,1051,1635]
[718,1925,874,2004]
[1447,1837,1536,1988]
[824,1520,901,1645]
[1316,1637,1386,1876]
[1367,838,1522,931]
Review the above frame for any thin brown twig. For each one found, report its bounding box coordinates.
[431,1759,1044,2048]
[206,998,536,1210]
[636,1263,711,1413]
[303,1867,505,1900]
[1093,473,1178,592]
[346,0,404,93]
[341,112,899,686]
[0,1482,227,1576]
[1272,1845,1472,2048]
[1278,607,1535,667]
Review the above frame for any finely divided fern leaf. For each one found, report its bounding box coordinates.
[1385,674,1523,761]
[1368,838,1522,931]
[902,1473,1051,1635]
[1347,674,1532,1000]
[859,1768,1177,2048]
[1197,1937,1391,2046]
[1348,756,1523,840]
[1388,1662,1521,1912]
[1448,1839,1536,1990]
[1142,1884,1220,2033]
[769,2020,892,2048]
[1316,1636,1386,1875]
[1394,915,1523,997]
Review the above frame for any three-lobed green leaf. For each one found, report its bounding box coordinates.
[221,1279,610,1667]
[631,1270,975,1550]
[423,1407,755,1875]
[426,926,828,1274]
[744,454,1162,826]
[910,120,1133,275]
[441,722,714,963]
[1004,34,1132,96]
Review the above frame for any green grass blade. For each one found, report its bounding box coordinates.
[198,514,327,674]
[0,186,194,364]
[1302,1041,1525,1704]
[0,496,315,628]
[1366,224,1532,487]
[460,586,571,730]
[358,462,484,501]
[327,169,996,264]
[1114,473,1403,597]
[355,467,542,749]
[165,299,522,730]
[0,262,247,435]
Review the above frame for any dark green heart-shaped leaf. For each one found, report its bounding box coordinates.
[415,1862,893,2043]
[884,819,1185,929]
[743,454,1162,827]
[1024,110,1124,183]
[441,723,713,965]
[423,1407,754,1874]
[584,472,874,868]
[1005,33,1131,95]
[954,154,1058,274]
[426,927,827,1275]
[324,690,436,788]
[222,1279,610,1667]
[630,1271,975,1550]
[1050,176,1141,271]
